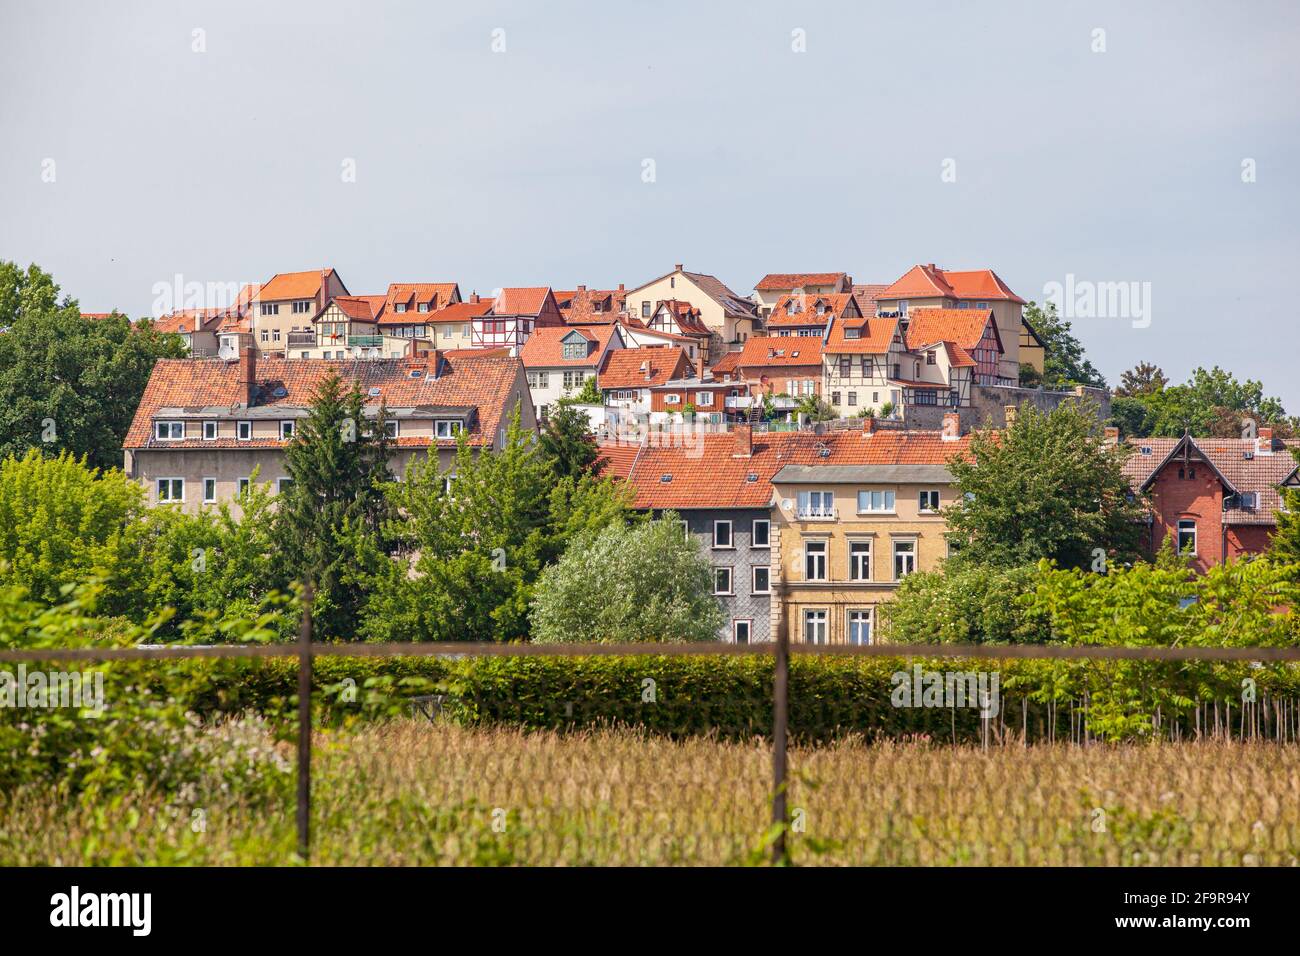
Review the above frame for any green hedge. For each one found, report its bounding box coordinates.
[173,654,1300,745]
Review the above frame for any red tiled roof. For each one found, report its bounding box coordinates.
[557,286,627,324]
[711,351,743,375]
[152,310,224,335]
[492,287,553,316]
[383,282,459,316]
[519,324,619,367]
[325,295,386,323]
[596,441,641,480]
[904,308,998,353]
[125,353,524,450]
[767,292,855,328]
[414,300,493,325]
[736,336,824,368]
[260,269,340,302]
[824,315,901,354]
[1122,436,1300,525]
[755,272,848,292]
[598,347,690,389]
[654,299,710,336]
[621,429,974,509]
[879,265,1025,305]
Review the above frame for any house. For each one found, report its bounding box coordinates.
[821,314,909,417]
[384,283,461,323]
[554,285,627,324]
[896,307,1004,407]
[519,324,625,421]
[623,265,759,351]
[152,310,225,356]
[874,264,1039,383]
[301,295,391,358]
[770,417,973,644]
[1120,429,1300,573]
[765,291,862,338]
[419,297,491,350]
[753,273,852,318]
[649,364,745,425]
[597,347,691,422]
[733,336,824,400]
[608,426,789,643]
[473,287,565,351]
[123,340,535,514]
[618,317,709,362]
[247,269,350,357]
[643,300,714,362]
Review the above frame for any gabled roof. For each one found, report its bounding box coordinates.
[598,347,690,389]
[321,295,386,323]
[627,267,756,319]
[152,310,225,336]
[556,286,627,324]
[385,283,460,314]
[1122,435,1300,524]
[904,308,1002,354]
[259,269,344,302]
[824,315,901,354]
[879,265,1025,305]
[851,284,890,312]
[653,299,710,336]
[736,336,824,368]
[519,324,620,367]
[491,287,555,316]
[125,353,524,451]
[754,272,848,292]
[710,351,743,375]
[417,299,493,325]
[767,292,857,328]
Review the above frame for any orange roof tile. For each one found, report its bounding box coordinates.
[259,269,340,302]
[755,272,848,292]
[519,325,619,367]
[879,265,1025,305]
[767,292,857,328]
[598,347,690,389]
[736,336,824,368]
[324,295,386,323]
[493,287,553,316]
[903,308,999,353]
[384,282,460,315]
[824,315,901,354]
[413,300,493,326]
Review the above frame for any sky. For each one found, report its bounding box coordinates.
[2,0,1297,408]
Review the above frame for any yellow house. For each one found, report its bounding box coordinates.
[768,419,972,644]
[623,264,759,352]
[249,268,350,356]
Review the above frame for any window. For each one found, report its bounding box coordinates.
[714,566,733,595]
[803,609,828,645]
[849,540,872,581]
[260,303,279,316]
[847,391,857,407]
[383,420,399,439]
[919,490,940,513]
[202,478,216,503]
[300,351,310,359]
[664,394,681,405]
[237,420,252,441]
[277,477,294,493]
[395,302,407,313]
[696,391,714,406]
[796,490,835,519]
[894,540,917,579]
[156,478,183,502]
[562,341,588,360]
[751,519,770,548]
[293,300,312,314]
[804,540,827,580]
[202,420,218,440]
[845,328,860,339]
[831,391,841,406]
[847,609,872,645]
[926,349,936,365]
[280,420,295,440]
[897,299,909,314]
[857,490,896,513]
[238,477,251,497]
[713,520,733,549]
[752,566,770,594]
[155,420,184,440]
[563,370,585,390]
[641,301,651,318]
[435,420,462,439]
[733,620,752,645]
[1177,519,1197,556]
[418,303,430,313]
[527,370,549,389]
[272,329,281,342]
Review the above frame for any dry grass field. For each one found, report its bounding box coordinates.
[2,720,1298,865]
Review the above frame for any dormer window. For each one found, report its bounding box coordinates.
[562,339,589,360]
[155,420,184,440]
[418,303,429,313]
[395,303,407,313]
[435,420,463,439]
[845,328,860,339]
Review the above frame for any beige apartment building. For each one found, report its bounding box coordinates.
[768,419,972,645]
[623,264,759,350]
[124,339,535,514]
[244,268,350,357]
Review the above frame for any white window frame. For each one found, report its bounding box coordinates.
[280,420,296,440]
[155,420,185,440]
[713,520,733,549]
[918,489,941,514]
[848,539,872,581]
[751,518,770,548]
[796,490,835,520]
[733,619,752,645]
[202,477,216,504]
[156,477,184,502]
[713,566,734,595]
[803,609,828,645]
[1177,519,1197,556]
[384,420,400,439]
[237,477,252,497]
[237,420,252,441]
[804,539,828,581]
[752,565,771,594]
[435,420,462,439]
[857,489,896,514]
[664,394,681,405]
[202,420,218,440]
[847,608,873,646]
[277,477,294,494]
[696,391,714,407]
[893,538,917,580]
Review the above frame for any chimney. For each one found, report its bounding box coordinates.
[926,263,937,272]
[697,353,706,381]
[617,283,625,293]
[1257,426,1275,455]
[674,263,683,273]
[238,338,257,407]
[1004,405,1018,427]
[733,423,753,458]
[470,292,481,304]
[193,314,202,333]
[862,414,876,437]
[319,269,330,311]
[576,284,587,293]
[942,412,961,441]
[1103,425,1120,447]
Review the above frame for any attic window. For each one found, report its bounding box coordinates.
[409,370,422,378]
[1140,446,1152,455]
[746,473,758,483]
[368,387,382,397]
[660,474,672,483]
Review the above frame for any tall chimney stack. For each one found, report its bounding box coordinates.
[1258,425,1275,455]
[863,414,876,437]
[238,336,257,408]
[942,412,961,441]
[733,423,753,458]
[674,263,683,273]
[697,352,706,381]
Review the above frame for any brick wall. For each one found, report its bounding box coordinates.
[1145,461,1224,572]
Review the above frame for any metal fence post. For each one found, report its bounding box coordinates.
[297,583,314,862]
[771,578,790,866]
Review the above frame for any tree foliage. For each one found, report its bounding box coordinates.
[1109,363,1293,438]
[0,261,185,469]
[1022,300,1106,389]
[531,515,724,643]
[538,398,601,480]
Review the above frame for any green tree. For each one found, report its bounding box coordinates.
[1115,361,1168,398]
[573,375,602,404]
[531,515,723,643]
[880,563,1049,644]
[0,261,185,469]
[944,400,1143,570]
[0,449,152,617]
[1108,395,1158,438]
[1022,300,1106,389]
[275,373,393,640]
[796,394,836,422]
[1270,448,1300,564]
[539,398,601,479]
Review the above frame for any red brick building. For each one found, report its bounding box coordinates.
[1121,429,1299,572]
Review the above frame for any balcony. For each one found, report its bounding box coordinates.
[287,332,316,347]
[348,335,384,348]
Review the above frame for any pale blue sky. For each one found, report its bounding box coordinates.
[2,0,1297,407]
